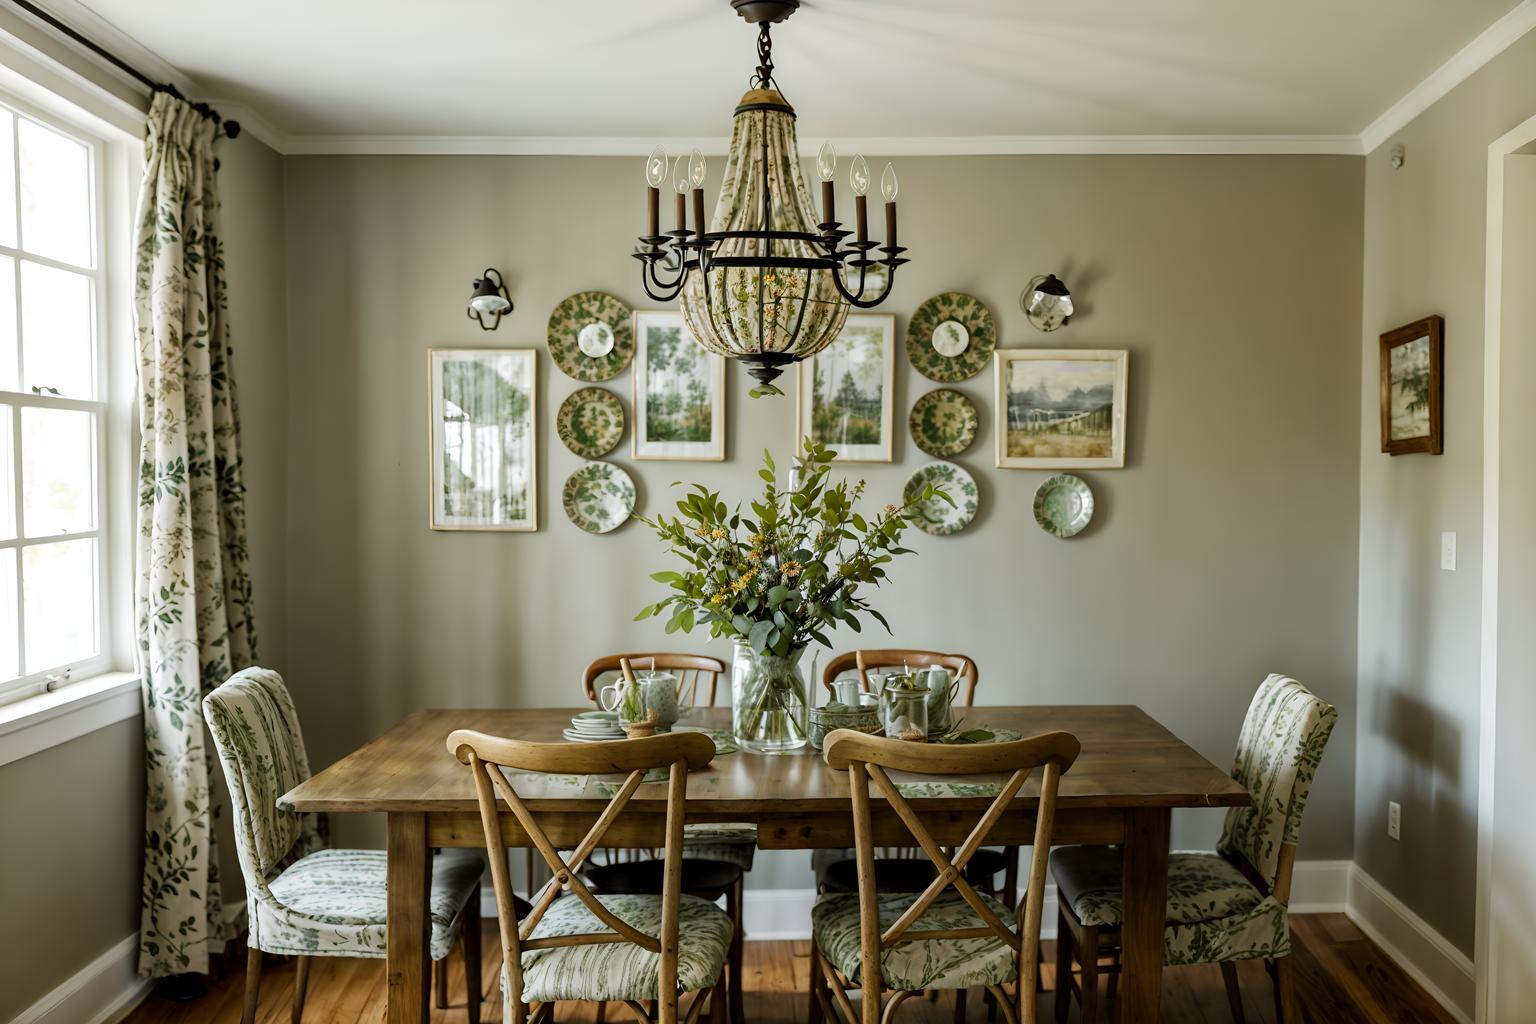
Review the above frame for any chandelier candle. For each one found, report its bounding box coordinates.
[632,0,909,395]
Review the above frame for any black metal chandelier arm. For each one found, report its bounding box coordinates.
[634,251,689,302]
[830,262,898,308]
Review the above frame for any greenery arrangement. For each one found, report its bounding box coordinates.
[636,439,950,747]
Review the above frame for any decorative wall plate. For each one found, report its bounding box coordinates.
[548,292,634,381]
[562,461,636,534]
[909,388,980,458]
[903,461,979,536]
[905,293,996,382]
[1033,473,1094,538]
[556,387,624,458]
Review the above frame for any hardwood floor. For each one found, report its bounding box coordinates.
[123,914,1457,1024]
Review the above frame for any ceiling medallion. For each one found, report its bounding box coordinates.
[633,0,909,396]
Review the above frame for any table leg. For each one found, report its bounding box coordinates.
[387,812,431,1024]
[1119,808,1171,1023]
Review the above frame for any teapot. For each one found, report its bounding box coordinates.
[600,669,684,731]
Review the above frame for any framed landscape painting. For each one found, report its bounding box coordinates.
[428,348,537,531]
[797,313,895,462]
[1379,315,1443,455]
[632,311,726,460]
[995,349,1128,469]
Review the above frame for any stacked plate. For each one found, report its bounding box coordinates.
[562,710,625,742]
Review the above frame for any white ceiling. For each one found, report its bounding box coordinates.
[49,0,1530,146]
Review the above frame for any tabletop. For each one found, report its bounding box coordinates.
[281,705,1248,815]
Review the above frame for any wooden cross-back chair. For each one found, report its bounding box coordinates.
[583,653,727,708]
[448,729,731,1024]
[820,649,980,707]
[810,729,1080,1024]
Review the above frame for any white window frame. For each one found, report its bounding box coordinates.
[0,83,124,711]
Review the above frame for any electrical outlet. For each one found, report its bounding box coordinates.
[1388,801,1401,841]
[1441,532,1457,571]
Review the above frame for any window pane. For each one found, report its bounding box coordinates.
[0,110,15,248]
[23,537,96,672]
[0,256,15,392]
[0,548,15,680]
[22,406,93,536]
[19,260,94,399]
[0,409,14,540]
[18,118,91,267]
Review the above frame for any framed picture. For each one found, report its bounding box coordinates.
[632,311,726,460]
[995,349,1128,469]
[797,313,896,462]
[428,348,537,531]
[1379,315,1443,455]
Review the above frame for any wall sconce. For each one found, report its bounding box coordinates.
[1021,274,1073,332]
[467,268,513,330]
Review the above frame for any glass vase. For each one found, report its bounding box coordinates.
[731,640,809,754]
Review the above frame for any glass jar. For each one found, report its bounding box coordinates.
[882,687,929,741]
[731,640,809,754]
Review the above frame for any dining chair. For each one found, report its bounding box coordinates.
[447,728,731,1024]
[1050,673,1338,1024]
[204,668,486,1024]
[810,729,1080,1024]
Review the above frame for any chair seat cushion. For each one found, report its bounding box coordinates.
[1051,847,1263,927]
[816,848,1011,894]
[811,891,1018,991]
[514,894,732,1003]
[682,823,757,871]
[258,848,482,959]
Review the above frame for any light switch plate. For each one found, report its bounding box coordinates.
[1441,532,1457,571]
[1388,801,1401,841]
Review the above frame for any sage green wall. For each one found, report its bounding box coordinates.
[1356,29,1536,956]
[281,152,1363,884]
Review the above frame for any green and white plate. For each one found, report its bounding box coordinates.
[1033,473,1094,538]
[557,387,624,458]
[903,461,979,537]
[548,291,634,381]
[905,293,996,382]
[562,461,636,534]
[909,388,980,457]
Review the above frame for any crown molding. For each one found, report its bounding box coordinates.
[1360,0,1536,154]
[203,99,288,154]
[277,133,1364,157]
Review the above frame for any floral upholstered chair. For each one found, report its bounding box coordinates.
[448,727,731,1024]
[1050,673,1338,1024]
[204,668,486,1024]
[811,728,1080,1024]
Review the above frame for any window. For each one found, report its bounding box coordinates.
[0,96,109,704]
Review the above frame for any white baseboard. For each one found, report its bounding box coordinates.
[1345,866,1474,1024]
[6,934,150,1024]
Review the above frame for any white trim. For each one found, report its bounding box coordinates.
[4,932,150,1024]
[1474,109,1536,1024]
[1360,0,1536,154]
[1287,858,1353,913]
[1347,867,1475,1024]
[274,132,1364,158]
[0,669,138,767]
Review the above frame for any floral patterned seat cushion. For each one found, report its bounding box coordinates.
[1051,847,1263,927]
[510,894,732,1003]
[812,891,1018,991]
[261,847,483,959]
[681,822,757,871]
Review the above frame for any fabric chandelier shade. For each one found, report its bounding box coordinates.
[679,88,849,387]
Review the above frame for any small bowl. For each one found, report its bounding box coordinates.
[809,705,881,750]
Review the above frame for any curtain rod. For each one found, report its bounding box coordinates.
[5,0,239,138]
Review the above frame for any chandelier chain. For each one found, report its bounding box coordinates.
[751,23,775,88]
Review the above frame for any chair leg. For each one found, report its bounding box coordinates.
[1078,927,1099,1024]
[596,1001,607,1024]
[808,942,824,1024]
[1053,909,1071,1024]
[435,956,449,1009]
[241,944,263,1024]
[728,875,745,1024]
[1104,949,1119,1001]
[954,987,967,1024]
[1272,956,1296,1024]
[1219,962,1246,1024]
[464,896,482,1024]
[291,956,310,1024]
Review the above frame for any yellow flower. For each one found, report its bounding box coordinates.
[748,549,763,562]
[711,527,728,540]
[884,503,899,515]
[729,568,759,593]
[693,524,710,538]
[709,591,727,605]
[781,561,801,578]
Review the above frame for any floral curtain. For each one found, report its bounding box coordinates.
[134,91,259,979]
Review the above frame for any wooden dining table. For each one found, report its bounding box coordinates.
[280,705,1247,1024]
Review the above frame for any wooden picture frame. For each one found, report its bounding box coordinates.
[1379,315,1444,455]
[797,313,896,463]
[428,348,538,531]
[632,311,726,461]
[994,349,1128,469]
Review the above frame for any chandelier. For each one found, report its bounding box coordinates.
[633,0,908,395]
